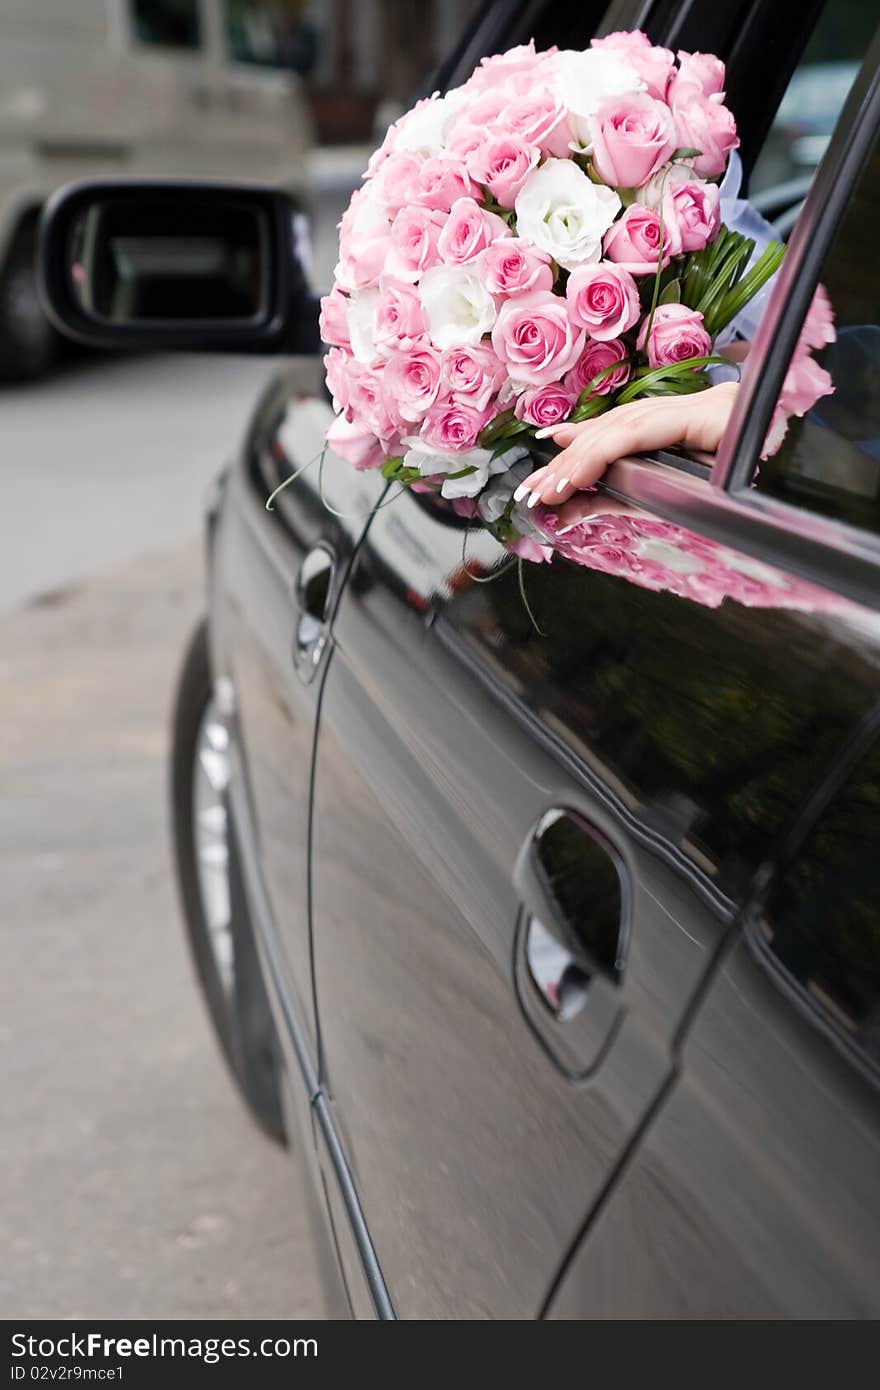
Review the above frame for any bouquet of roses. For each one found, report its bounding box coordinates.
[319,29,833,585]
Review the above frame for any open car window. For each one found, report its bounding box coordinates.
[753,126,880,535]
[749,0,878,232]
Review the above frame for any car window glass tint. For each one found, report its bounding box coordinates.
[755,130,880,535]
[749,0,876,200]
[131,0,201,49]
[752,735,880,1080]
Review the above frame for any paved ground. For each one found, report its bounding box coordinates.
[0,357,322,1319]
[0,145,366,1319]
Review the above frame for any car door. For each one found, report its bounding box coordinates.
[213,358,385,1058]
[545,56,879,1318]
[306,1,880,1319]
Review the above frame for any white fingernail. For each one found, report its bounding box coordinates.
[534,426,557,439]
[513,482,530,502]
[555,478,569,493]
[527,491,540,509]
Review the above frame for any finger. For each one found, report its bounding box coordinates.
[529,427,620,502]
[553,493,637,533]
[530,399,681,503]
[534,422,580,445]
[512,465,550,502]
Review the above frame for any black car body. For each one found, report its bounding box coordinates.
[41,0,880,1318]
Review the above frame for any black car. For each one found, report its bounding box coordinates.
[39,0,880,1319]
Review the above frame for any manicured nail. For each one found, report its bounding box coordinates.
[527,491,541,509]
[513,482,531,502]
[555,478,570,493]
[534,426,558,439]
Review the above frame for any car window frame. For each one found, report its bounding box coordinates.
[588,25,880,614]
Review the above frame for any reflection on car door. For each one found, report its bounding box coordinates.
[215,360,385,1055]
[307,474,880,1316]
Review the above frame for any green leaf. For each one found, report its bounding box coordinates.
[659,277,681,305]
[397,466,423,486]
[478,408,516,446]
[617,355,729,403]
[670,146,702,161]
[381,456,405,480]
[570,395,612,423]
[444,465,478,481]
[577,357,631,404]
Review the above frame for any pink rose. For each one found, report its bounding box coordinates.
[463,41,547,94]
[592,32,675,101]
[373,279,426,355]
[491,290,586,386]
[336,187,391,290]
[566,262,640,340]
[670,83,739,178]
[500,86,570,157]
[466,135,541,207]
[319,289,351,348]
[364,127,396,179]
[675,50,726,98]
[347,364,397,441]
[440,344,505,411]
[369,151,423,213]
[590,93,676,189]
[324,347,352,413]
[325,413,384,471]
[437,196,511,266]
[444,123,488,165]
[514,382,575,428]
[414,157,475,212]
[385,206,446,283]
[604,204,673,274]
[779,349,835,419]
[450,89,509,132]
[508,535,554,563]
[564,338,630,398]
[637,303,711,367]
[663,178,720,252]
[800,284,835,352]
[481,238,553,296]
[382,345,442,421]
[420,399,492,451]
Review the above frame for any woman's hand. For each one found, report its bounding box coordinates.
[513,382,740,509]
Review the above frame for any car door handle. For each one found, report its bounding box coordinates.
[293,544,335,680]
[513,809,630,1079]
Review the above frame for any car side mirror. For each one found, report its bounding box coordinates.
[37,180,319,354]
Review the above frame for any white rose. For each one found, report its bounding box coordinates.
[514,160,621,271]
[402,439,514,499]
[346,289,380,364]
[477,453,531,522]
[393,91,460,157]
[419,265,497,349]
[553,49,644,151]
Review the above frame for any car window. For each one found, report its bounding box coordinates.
[755,128,880,535]
[131,0,201,49]
[750,0,876,199]
[751,735,880,1081]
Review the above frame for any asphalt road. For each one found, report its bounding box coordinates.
[0,353,321,1319]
